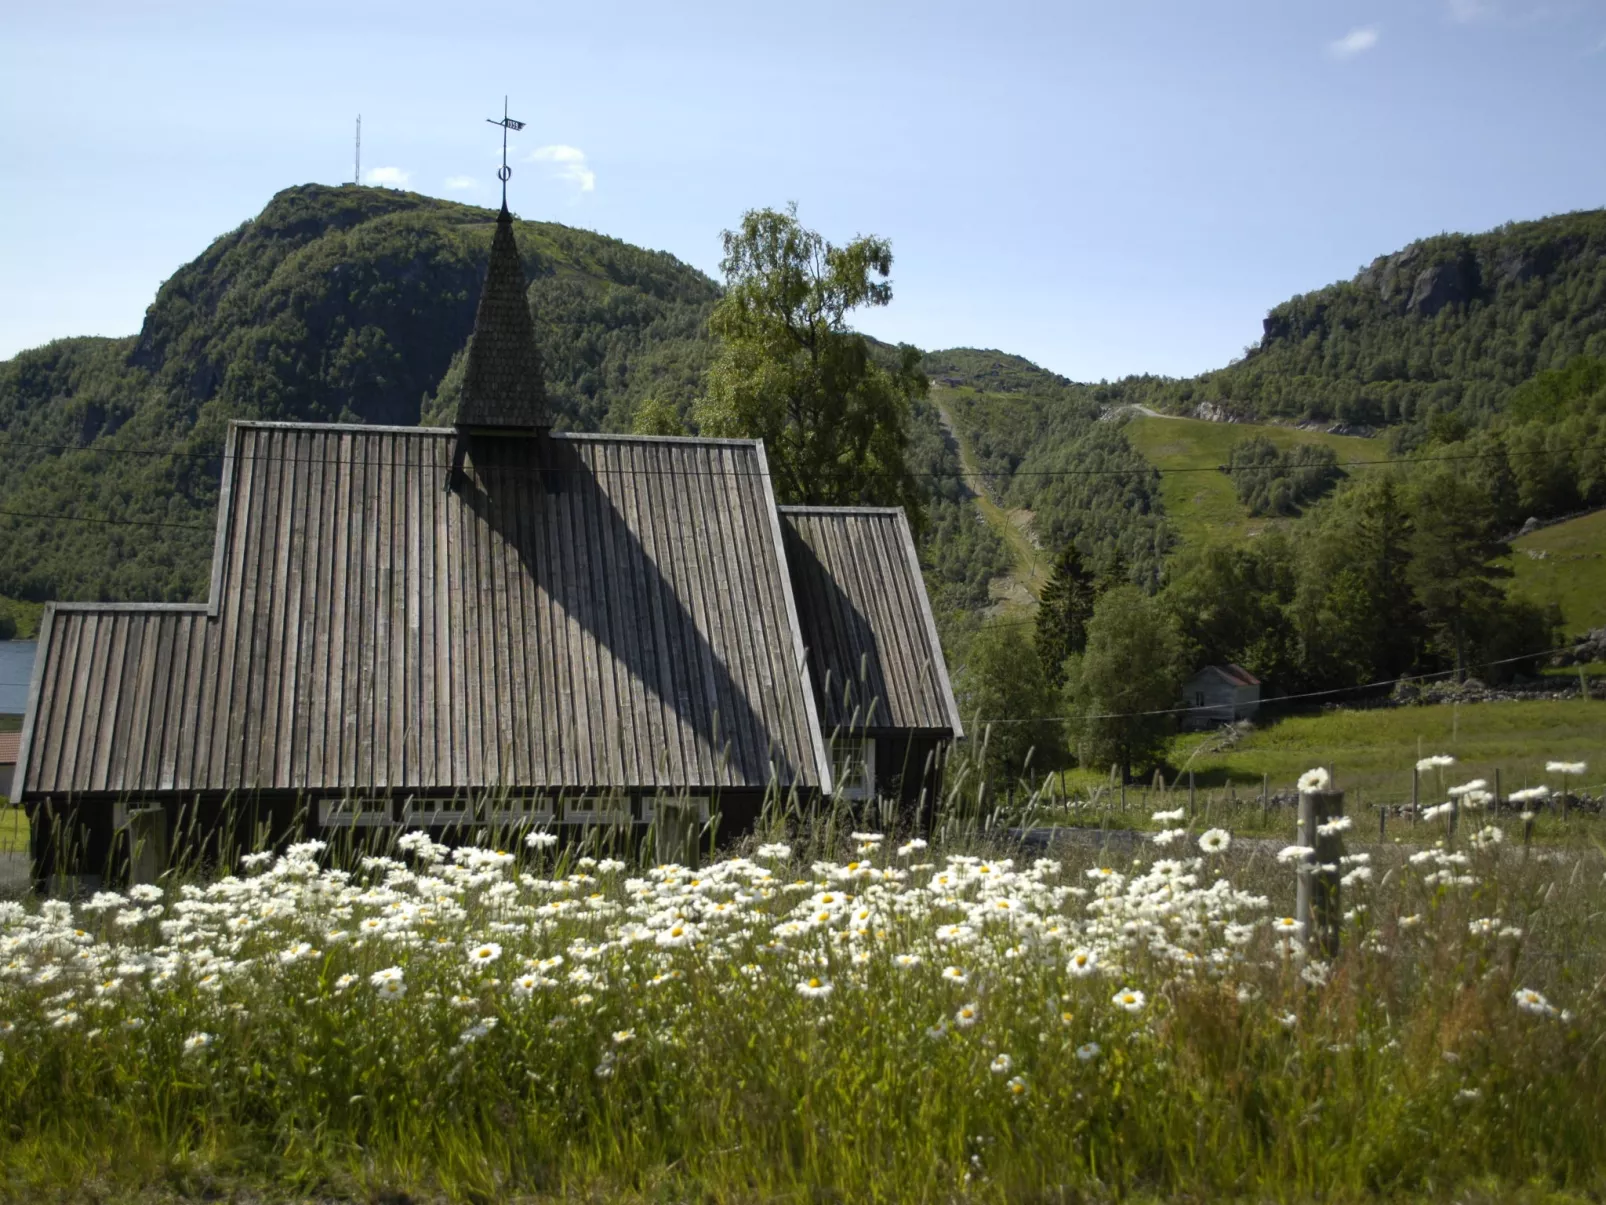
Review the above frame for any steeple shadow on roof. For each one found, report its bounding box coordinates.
[452,433,807,788]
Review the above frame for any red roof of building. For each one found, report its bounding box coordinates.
[0,731,18,765]
[1218,663,1260,688]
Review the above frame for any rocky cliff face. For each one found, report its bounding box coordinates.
[1255,209,1606,353]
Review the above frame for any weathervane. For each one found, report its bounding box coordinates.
[487,96,525,209]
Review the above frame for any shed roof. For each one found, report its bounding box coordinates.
[780,507,962,738]
[19,424,831,798]
[1187,663,1261,689]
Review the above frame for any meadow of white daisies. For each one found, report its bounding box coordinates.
[2,773,1604,1202]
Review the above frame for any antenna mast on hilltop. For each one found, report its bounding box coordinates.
[486,96,524,209]
[355,115,362,185]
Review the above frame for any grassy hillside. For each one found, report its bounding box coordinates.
[1125,415,1376,546]
[1509,509,1606,634]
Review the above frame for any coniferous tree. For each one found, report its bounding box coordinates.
[1407,470,1512,680]
[1035,543,1098,688]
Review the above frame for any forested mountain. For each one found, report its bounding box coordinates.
[0,184,720,603]
[925,350,1171,589]
[3,189,1601,643]
[1112,208,1606,438]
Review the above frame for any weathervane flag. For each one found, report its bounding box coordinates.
[487,96,524,207]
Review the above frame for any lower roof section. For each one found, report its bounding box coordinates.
[781,507,963,739]
[20,424,831,798]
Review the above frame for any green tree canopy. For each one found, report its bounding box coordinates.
[1065,585,1185,782]
[630,396,686,436]
[695,205,926,520]
[951,622,1066,788]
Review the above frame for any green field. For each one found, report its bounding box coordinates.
[1509,508,1606,635]
[1125,413,1376,547]
[1048,696,1605,814]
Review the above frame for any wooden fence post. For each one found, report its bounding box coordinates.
[1261,773,1269,829]
[1296,788,1344,960]
[1188,770,1196,819]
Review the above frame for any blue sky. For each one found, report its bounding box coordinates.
[3,0,1604,380]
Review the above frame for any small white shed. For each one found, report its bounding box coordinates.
[1180,664,1261,730]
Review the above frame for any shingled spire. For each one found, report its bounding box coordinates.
[457,203,549,431]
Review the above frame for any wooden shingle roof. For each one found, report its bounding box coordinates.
[19,424,831,798]
[780,507,962,738]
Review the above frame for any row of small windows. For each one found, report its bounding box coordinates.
[317,737,879,826]
[319,794,711,828]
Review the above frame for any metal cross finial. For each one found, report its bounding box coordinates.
[487,96,525,210]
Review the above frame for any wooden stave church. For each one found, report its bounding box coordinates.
[16,199,961,876]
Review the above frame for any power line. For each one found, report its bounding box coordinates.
[968,643,1589,726]
[0,433,1598,483]
[0,506,209,531]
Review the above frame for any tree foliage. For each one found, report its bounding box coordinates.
[1225,435,1343,517]
[928,354,1171,588]
[1035,543,1099,688]
[1107,209,1606,438]
[695,205,925,518]
[1064,586,1185,781]
[950,622,1066,787]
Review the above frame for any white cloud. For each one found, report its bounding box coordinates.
[444,175,477,191]
[1328,26,1380,57]
[527,144,596,193]
[1447,0,1497,22]
[364,166,411,188]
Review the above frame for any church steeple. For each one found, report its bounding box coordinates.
[457,99,548,432]
[457,202,549,431]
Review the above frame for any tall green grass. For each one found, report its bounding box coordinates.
[1,781,1603,1202]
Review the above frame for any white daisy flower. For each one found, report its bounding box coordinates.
[990,1052,1013,1074]
[183,1031,213,1054]
[1513,988,1557,1017]
[1546,761,1586,776]
[466,941,503,967]
[941,965,969,984]
[1076,1041,1101,1061]
[796,977,833,999]
[1111,987,1146,1014]
[1198,829,1231,854]
[954,1002,980,1028]
[1297,768,1331,793]
[1066,948,1098,977]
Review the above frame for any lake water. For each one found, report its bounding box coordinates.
[0,642,38,715]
